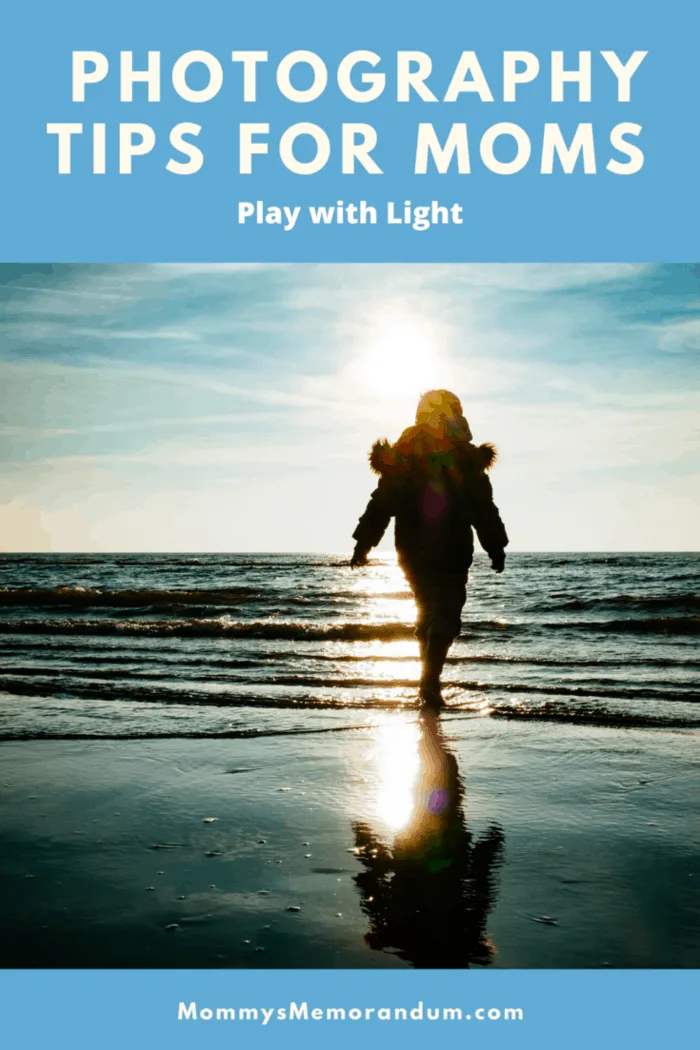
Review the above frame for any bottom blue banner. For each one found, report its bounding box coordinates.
[0,969,697,1049]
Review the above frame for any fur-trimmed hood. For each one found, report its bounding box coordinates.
[369,420,497,477]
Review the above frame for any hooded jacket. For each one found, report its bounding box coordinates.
[352,419,509,574]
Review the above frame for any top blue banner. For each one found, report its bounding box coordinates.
[1,0,698,261]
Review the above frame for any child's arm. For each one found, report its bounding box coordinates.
[469,472,509,572]
[351,478,395,566]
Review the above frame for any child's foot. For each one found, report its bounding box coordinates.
[419,677,444,711]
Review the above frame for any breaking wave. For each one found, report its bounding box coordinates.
[0,615,698,639]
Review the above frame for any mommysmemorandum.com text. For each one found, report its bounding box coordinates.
[177,1001,525,1024]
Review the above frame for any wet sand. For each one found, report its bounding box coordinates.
[1,716,699,968]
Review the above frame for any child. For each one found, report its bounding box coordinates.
[351,389,508,708]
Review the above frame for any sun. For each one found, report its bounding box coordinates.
[359,315,446,399]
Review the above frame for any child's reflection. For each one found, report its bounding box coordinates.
[352,713,504,968]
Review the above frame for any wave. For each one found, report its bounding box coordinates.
[0,617,420,640]
[0,677,413,709]
[2,703,696,740]
[0,586,412,609]
[0,586,263,607]
[544,594,700,613]
[0,723,373,742]
[3,641,700,670]
[2,667,696,704]
[489,702,698,730]
[539,556,628,567]
[589,617,700,634]
[0,615,698,639]
[2,674,698,720]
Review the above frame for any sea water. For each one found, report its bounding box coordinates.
[0,552,697,741]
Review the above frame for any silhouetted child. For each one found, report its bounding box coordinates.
[351,389,508,708]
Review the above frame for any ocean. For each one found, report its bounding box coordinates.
[0,552,698,741]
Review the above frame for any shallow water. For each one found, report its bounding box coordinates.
[0,552,698,740]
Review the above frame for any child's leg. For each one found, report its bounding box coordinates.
[430,574,467,644]
[419,573,468,707]
[407,571,430,652]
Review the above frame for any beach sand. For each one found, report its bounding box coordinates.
[1,715,698,968]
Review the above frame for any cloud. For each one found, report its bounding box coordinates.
[657,317,700,353]
[0,263,698,551]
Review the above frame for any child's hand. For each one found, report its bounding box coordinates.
[351,545,370,569]
[490,551,506,574]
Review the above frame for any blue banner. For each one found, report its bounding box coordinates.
[0,0,698,261]
[1,969,698,1048]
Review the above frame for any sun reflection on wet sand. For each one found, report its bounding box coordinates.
[373,716,422,832]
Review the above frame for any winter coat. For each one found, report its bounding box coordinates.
[352,420,509,576]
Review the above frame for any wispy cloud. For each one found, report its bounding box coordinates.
[0,263,698,552]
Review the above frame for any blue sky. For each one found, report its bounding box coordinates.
[0,262,698,552]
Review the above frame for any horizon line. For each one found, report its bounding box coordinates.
[0,549,697,557]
